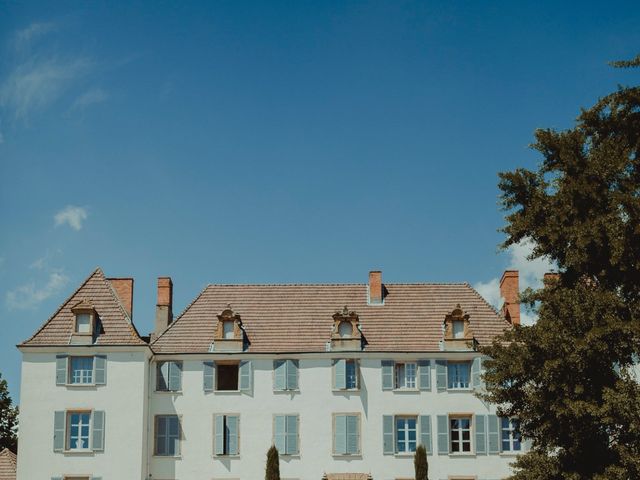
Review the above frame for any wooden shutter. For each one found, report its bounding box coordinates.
[274,415,286,453]
[436,360,447,391]
[420,415,432,455]
[214,415,224,455]
[92,410,105,451]
[203,361,215,392]
[169,416,180,456]
[472,357,482,390]
[346,415,359,454]
[94,355,107,385]
[55,355,68,385]
[53,411,65,452]
[475,414,487,454]
[287,360,298,390]
[381,360,394,390]
[157,361,169,390]
[169,361,182,391]
[488,414,500,454]
[334,359,346,389]
[334,415,347,454]
[418,360,431,390]
[436,415,449,455]
[382,415,394,454]
[227,415,239,455]
[274,360,286,390]
[240,361,252,392]
[286,415,298,454]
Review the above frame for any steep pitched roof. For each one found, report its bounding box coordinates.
[20,268,146,346]
[0,449,16,480]
[152,282,508,353]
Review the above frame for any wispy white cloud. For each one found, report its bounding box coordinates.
[0,56,93,122]
[54,206,88,231]
[70,87,108,112]
[474,238,556,325]
[6,272,69,310]
[13,21,58,51]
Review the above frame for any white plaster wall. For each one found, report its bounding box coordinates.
[149,353,518,480]
[17,349,150,480]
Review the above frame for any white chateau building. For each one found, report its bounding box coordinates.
[17,268,526,480]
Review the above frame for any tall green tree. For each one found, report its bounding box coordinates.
[481,55,640,480]
[0,373,18,453]
[265,445,280,480]
[414,444,429,480]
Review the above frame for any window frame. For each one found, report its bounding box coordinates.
[447,361,471,390]
[69,356,94,385]
[449,414,473,454]
[65,410,92,452]
[74,312,93,335]
[333,359,359,391]
[394,362,418,390]
[213,413,241,456]
[501,417,522,453]
[273,359,299,392]
[394,415,418,454]
[155,360,182,392]
[273,413,300,456]
[215,361,241,392]
[332,412,361,456]
[154,414,181,457]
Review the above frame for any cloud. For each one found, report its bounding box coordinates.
[70,87,108,112]
[473,238,556,325]
[0,56,92,121]
[54,206,88,231]
[13,22,58,51]
[6,272,69,310]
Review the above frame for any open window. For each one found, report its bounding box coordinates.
[216,362,240,391]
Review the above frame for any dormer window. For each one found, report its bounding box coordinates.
[70,299,96,342]
[75,313,92,334]
[338,321,353,338]
[443,304,475,351]
[212,306,245,352]
[223,320,235,339]
[452,319,465,339]
[330,307,363,352]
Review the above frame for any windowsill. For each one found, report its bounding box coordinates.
[155,390,183,394]
[500,451,522,457]
[274,389,300,394]
[214,389,241,394]
[213,454,241,458]
[332,389,360,393]
[63,450,94,456]
[332,453,362,458]
[394,452,416,457]
[447,388,472,392]
[66,383,97,388]
[392,388,419,393]
[279,453,301,458]
[449,452,475,457]
[153,454,182,459]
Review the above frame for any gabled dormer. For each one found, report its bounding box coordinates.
[211,305,245,352]
[442,304,475,351]
[329,306,363,352]
[70,298,98,344]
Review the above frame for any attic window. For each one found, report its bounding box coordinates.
[452,320,465,339]
[223,320,235,339]
[75,313,92,334]
[338,321,353,338]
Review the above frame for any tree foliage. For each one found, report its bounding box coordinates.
[414,444,429,480]
[0,373,18,453]
[481,56,640,480]
[265,445,280,480]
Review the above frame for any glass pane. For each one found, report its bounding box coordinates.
[463,442,471,452]
[514,439,522,451]
[345,361,357,388]
[453,320,464,338]
[502,440,510,450]
[76,314,91,333]
[460,419,470,429]
[223,320,235,339]
[450,418,459,429]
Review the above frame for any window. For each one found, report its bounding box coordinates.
[155,415,180,456]
[501,417,521,452]
[447,362,471,389]
[214,414,240,455]
[395,362,417,389]
[274,414,299,455]
[338,321,352,338]
[70,357,93,384]
[67,412,91,451]
[452,320,465,339]
[274,360,298,391]
[334,359,358,390]
[223,320,235,339]
[333,414,360,455]
[217,363,240,391]
[450,416,472,453]
[395,416,417,453]
[156,361,182,392]
[75,313,91,334]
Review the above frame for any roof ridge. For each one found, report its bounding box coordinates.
[204,282,469,287]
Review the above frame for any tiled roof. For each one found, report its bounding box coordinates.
[152,283,508,353]
[20,268,146,347]
[0,449,16,480]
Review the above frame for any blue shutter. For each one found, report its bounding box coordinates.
[53,411,65,452]
[239,361,252,392]
[51,477,63,480]
[274,360,286,391]
[475,414,487,454]
[91,477,102,480]
[346,415,359,454]
[169,416,180,456]
[420,415,432,455]
[274,415,286,453]
[334,359,346,389]
[381,360,394,390]
[169,361,182,391]
[55,355,68,385]
[227,415,239,455]
[214,415,224,455]
[286,415,298,454]
[418,360,431,391]
[488,415,500,454]
[334,415,347,454]
[437,415,449,454]
[203,361,214,392]
[287,360,298,390]
[94,355,107,385]
[157,362,169,390]
[92,410,105,451]
[436,360,447,391]
[382,415,394,454]
[472,357,482,390]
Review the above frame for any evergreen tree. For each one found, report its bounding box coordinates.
[265,445,280,480]
[414,444,428,480]
[481,55,640,480]
[0,373,18,453]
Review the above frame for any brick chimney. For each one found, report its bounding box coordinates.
[108,278,134,318]
[155,277,173,335]
[499,270,520,325]
[369,270,383,305]
[543,272,560,285]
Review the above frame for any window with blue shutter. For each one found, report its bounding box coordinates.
[447,362,471,389]
[274,360,299,391]
[472,357,483,390]
[55,355,68,385]
[70,357,94,384]
[488,415,500,454]
[214,414,240,455]
[333,414,359,454]
[155,415,180,456]
[435,360,447,391]
[334,359,358,390]
[475,414,487,454]
[419,415,432,455]
[94,355,107,385]
[418,360,431,390]
[436,415,449,454]
[203,361,215,392]
[274,414,299,455]
[91,410,105,451]
[239,361,252,393]
[53,411,65,452]
[381,360,394,390]
[156,361,182,392]
[382,415,394,454]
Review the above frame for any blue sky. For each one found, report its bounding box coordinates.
[1,1,638,402]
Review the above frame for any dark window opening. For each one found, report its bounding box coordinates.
[216,363,239,390]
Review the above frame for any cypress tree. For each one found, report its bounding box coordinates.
[0,373,18,453]
[414,444,429,480]
[265,445,280,480]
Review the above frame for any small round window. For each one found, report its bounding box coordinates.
[338,321,353,338]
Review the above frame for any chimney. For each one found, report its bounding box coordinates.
[543,272,560,286]
[108,278,134,318]
[499,270,520,325]
[155,277,173,335]
[369,270,383,305]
